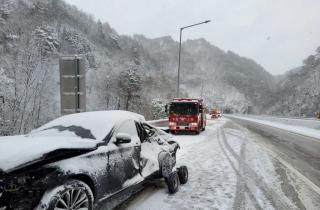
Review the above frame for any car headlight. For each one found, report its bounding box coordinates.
[189,122,198,126]
[169,122,176,126]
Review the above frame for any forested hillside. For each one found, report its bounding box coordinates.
[266,48,320,117]
[0,0,318,135]
[135,35,276,113]
[0,0,175,135]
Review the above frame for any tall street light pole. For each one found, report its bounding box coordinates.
[176,20,210,97]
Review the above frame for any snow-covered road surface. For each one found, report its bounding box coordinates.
[112,118,320,210]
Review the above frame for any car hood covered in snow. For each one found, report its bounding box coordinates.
[31,110,146,141]
[0,135,97,173]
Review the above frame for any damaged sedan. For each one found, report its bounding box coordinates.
[0,110,187,210]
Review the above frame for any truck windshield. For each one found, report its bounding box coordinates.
[169,103,198,115]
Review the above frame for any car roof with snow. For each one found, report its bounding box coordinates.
[31,110,146,141]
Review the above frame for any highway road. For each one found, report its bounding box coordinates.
[99,117,320,210]
[226,116,320,190]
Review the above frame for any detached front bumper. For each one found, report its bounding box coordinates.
[0,188,44,210]
[0,168,60,210]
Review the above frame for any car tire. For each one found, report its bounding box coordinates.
[177,165,188,184]
[37,179,94,210]
[167,171,179,193]
[159,152,173,178]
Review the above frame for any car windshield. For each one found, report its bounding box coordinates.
[27,125,96,140]
[169,103,198,115]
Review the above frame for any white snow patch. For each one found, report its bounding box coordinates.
[0,135,96,172]
[32,110,146,141]
[123,174,144,188]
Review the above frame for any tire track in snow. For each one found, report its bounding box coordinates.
[232,121,320,196]
[165,128,220,209]
[218,124,248,209]
[267,136,320,179]
[218,124,293,210]
[230,131,248,210]
[248,123,320,172]
[216,124,263,210]
[164,126,237,210]
[218,122,270,209]
[230,122,320,209]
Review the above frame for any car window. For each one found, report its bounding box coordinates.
[142,123,157,138]
[117,120,140,145]
[135,122,147,142]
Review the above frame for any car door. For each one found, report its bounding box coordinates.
[106,119,141,194]
[137,122,164,177]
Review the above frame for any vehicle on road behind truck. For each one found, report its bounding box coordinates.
[210,109,221,118]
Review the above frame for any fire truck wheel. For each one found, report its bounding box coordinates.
[195,126,201,134]
[201,127,205,131]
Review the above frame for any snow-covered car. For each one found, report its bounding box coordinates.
[0,111,187,210]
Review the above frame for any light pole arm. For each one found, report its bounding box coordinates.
[176,20,210,98]
[181,20,210,30]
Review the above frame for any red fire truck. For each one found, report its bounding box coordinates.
[166,98,206,134]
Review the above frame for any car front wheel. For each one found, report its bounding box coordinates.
[159,152,174,178]
[37,179,94,210]
[167,171,179,193]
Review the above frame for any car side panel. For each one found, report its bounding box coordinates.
[104,119,141,195]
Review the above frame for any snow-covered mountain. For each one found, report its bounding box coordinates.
[274,67,302,83]
[0,0,319,135]
[134,35,276,113]
[266,51,320,117]
[0,0,175,135]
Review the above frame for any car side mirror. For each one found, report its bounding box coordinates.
[165,104,168,113]
[115,133,131,144]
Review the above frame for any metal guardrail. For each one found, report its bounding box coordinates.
[147,119,168,127]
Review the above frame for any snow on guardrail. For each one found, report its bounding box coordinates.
[147,119,168,127]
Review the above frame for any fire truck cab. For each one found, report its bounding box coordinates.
[166,98,206,134]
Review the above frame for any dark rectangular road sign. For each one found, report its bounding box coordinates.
[59,55,86,115]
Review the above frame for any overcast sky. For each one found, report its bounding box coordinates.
[65,0,320,75]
